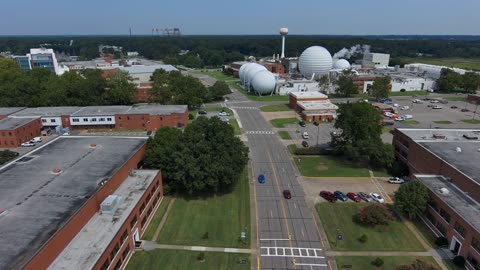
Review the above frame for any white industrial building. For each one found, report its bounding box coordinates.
[363,53,390,69]
[118,64,178,85]
[404,63,471,79]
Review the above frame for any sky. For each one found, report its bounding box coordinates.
[1,0,480,35]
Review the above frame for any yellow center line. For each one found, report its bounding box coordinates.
[267,151,296,269]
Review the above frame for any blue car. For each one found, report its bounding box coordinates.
[258,174,265,184]
[334,191,348,201]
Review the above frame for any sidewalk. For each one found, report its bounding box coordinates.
[143,241,251,254]
[152,197,176,241]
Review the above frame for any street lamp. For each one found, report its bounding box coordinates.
[314,121,320,147]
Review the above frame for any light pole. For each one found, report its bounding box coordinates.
[314,121,320,147]
[472,102,479,122]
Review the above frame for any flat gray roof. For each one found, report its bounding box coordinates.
[48,170,159,270]
[397,129,480,185]
[0,117,38,130]
[0,136,147,269]
[118,64,177,74]
[0,107,25,116]
[416,175,480,233]
[72,106,131,116]
[10,107,82,117]
[127,104,188,115]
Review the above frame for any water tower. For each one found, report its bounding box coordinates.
[279,28,288,59]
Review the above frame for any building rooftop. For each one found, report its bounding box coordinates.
[297,101,338,111]
[10,107,82,117]
[127,104,188,115]
[289,91,328,99]
[416,175,480,233]
[0,107,25,116]
[398,128,480,184]
[118,64,177,74]
[48,169,159,270]
[0,136,147,269]
[0,117,38,130]
[72,106,131,116]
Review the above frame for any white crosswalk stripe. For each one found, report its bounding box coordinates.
[229,106,258,110]
[260,247,324,259]
[245,131,275,135]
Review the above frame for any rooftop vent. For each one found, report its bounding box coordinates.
[439,188,450,195]
[456,147,462,153]
[100,195,121,215]
[90,143,97,148]
[432,134,446,139]
[51,167,62,174]
[463,134,478,140]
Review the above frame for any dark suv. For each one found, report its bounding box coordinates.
[334,191,348,201]
[283,190,292,199]
[319,191,337,202]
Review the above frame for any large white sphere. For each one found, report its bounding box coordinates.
[251,70,276,94]
[244,64,266,85]
[333,59,351,70]
[239,63,254,82]
[299,46,333,79]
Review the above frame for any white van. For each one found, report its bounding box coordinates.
[404,115,413,119]
[32,137,42,142]
[302,132,309,139]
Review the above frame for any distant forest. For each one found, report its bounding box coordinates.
[1,35,480,67]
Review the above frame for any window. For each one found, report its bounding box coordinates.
[83,118,88,122]
[467,253,479,269]
[160,117,163,121]
[42,119,47,123]
[473,238,480,254]
[1,132,4,136]
[113,260,122,270]
[122,244,131,260]
[454,222,466,238]
[140,202,146,214]
[107,117,112,121]
[147,206,153,217]
[146,193,152,203]
[8,132,12,136]
[99,118,105,121]
[439,209,451,223]
[119,116,122,120]
[110,243,120,260]
[126,116,130,120]
[436,222,447,236]
[429,201,439,212]
[72,118,79,122]
[50,119,56,123]
[130,215,137,228]
[141,217,147,229]
[100,259,110,270]
[91,118,97,122]
[120,229,128,244]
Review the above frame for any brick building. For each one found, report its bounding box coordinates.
[134,83,153,102]
[288,92,337,121]
[0,117,42,148]
[393,128,480,269]
[7,104,189,133]
[0,107,25,120]
[0,136,164,270]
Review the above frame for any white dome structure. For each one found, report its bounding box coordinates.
[239,63,256,82]
[243,63,266,89]
[251,70,276,94]
[333,59,351,70]
[298,46,333,79]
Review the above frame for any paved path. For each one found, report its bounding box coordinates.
[326,251,431,257]
[152,197,176,241]
[143,241,251,254]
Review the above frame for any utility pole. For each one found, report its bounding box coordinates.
[314,121,320,147]
[472,102,479,121]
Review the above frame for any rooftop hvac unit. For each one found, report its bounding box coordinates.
[438,188,450,195]
[100,195,122,215]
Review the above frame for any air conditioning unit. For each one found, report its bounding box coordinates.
[100,195,122,215]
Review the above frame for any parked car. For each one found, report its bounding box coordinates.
[21,142,35,147]
[302,141,309,147]
[427,104,434,107]
[430,100,440,103]
[395,117,405,121]
[302,132,309,139]
[283,190,292,199]
[382,121,394,126]
[403,115,413,119]
[412,99,423,104]
[347,192,361,202]
[31,137,42,143]
[393,103,400,108]
[450,106,458,109]
[461,108,470,112]
[388,177,405,184]
[370,192,385,203]
[320,191,337,202]
[384,112,394,117]
[357,192,373,202]
[218,111,230,116]
[389,115,399,119]
[198,110,207,115]
[401,106,410,110]
[258,174,265,184]
[299,121,306,127]
[334,191,348,202]
[432,105,442,109]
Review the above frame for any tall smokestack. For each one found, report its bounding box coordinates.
[279,28,288,59]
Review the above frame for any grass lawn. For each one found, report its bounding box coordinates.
[156,168,250,248]
[382,127,391,134]
[462,119,480,124]
[229,119,241,135]
[270,118,298,128]
[316,203,425,251]
[126,250,250,270]
[433,121,452,124]
[446,97,467,102]
[287,144,298,154]
[399,57,480,71]
[403,120,420,125]
[278,131,292,140]
[192,70,235,81]
[227,81,288,102]
[336,256,439,270]
[294,156,371,177]
[142,196,172,240]
[372,169,391,177]
[260,104,291,112]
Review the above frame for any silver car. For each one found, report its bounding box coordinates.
[357,192,372,202]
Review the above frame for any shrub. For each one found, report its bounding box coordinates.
[400,89,406,92]
[197,252,205,261]
[371,257,384,267]
[358,234,368,243]
[294,147,333,155]
[358,204,395,227]
[188,113,194,120]
[453,256,465,267]
[435,236,449,247]
[202,232,209,240]
[396,259,440,270]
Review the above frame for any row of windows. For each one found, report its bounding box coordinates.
[439,209,451,223]
[467,252,479,270]
[454,222,466,238]
[71,117,113,123]
[41,119,56,123]
[0,141,15,146]
[473,238,480,255]
[100,241,131,270]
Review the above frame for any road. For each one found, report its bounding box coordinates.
[225,90,328,270]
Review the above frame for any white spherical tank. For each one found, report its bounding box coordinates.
[298,46,333,79]
[251,70,276,94]
[240,63,254,83]
[244,64,266,88]
[279,28,289,35]
[333,59,351,70]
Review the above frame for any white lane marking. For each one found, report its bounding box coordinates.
[270,210,273,218]
[293,203,297,209]
[294,263,328,267]
[191,246,206,251]
[301,228,305,238]
[245,131,275,135]
[260,247,324,259]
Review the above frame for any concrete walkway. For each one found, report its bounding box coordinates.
[326,251,432,257]
[152,197,176,241]
[143,241,251,254]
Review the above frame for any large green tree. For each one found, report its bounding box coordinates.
[437,68,463,92]
[103,71,136,105]
[462,72,480,93]
[394,180,429,219]
[208,81,230,100]
[369,76,391,100]
[335,75,357,97]
[144,117,249,195]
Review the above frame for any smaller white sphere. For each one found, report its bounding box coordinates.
[280,28,289,35]
[333,59,351,70]
[251,70,276,94]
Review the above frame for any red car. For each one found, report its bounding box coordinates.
[283,190,292,199]
[347,192,361,202]
[302,141,309,147]
[319,191,337,202]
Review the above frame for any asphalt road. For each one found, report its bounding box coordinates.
[226,91,327,270]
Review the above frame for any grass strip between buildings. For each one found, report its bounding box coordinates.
[142,196,173,240]
[269,118,298,128]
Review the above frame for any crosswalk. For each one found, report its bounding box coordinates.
[245,131,275,135]
[229,106,258,110]
[260,247,324,259]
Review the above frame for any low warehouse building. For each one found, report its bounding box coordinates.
[0,117,42,147]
